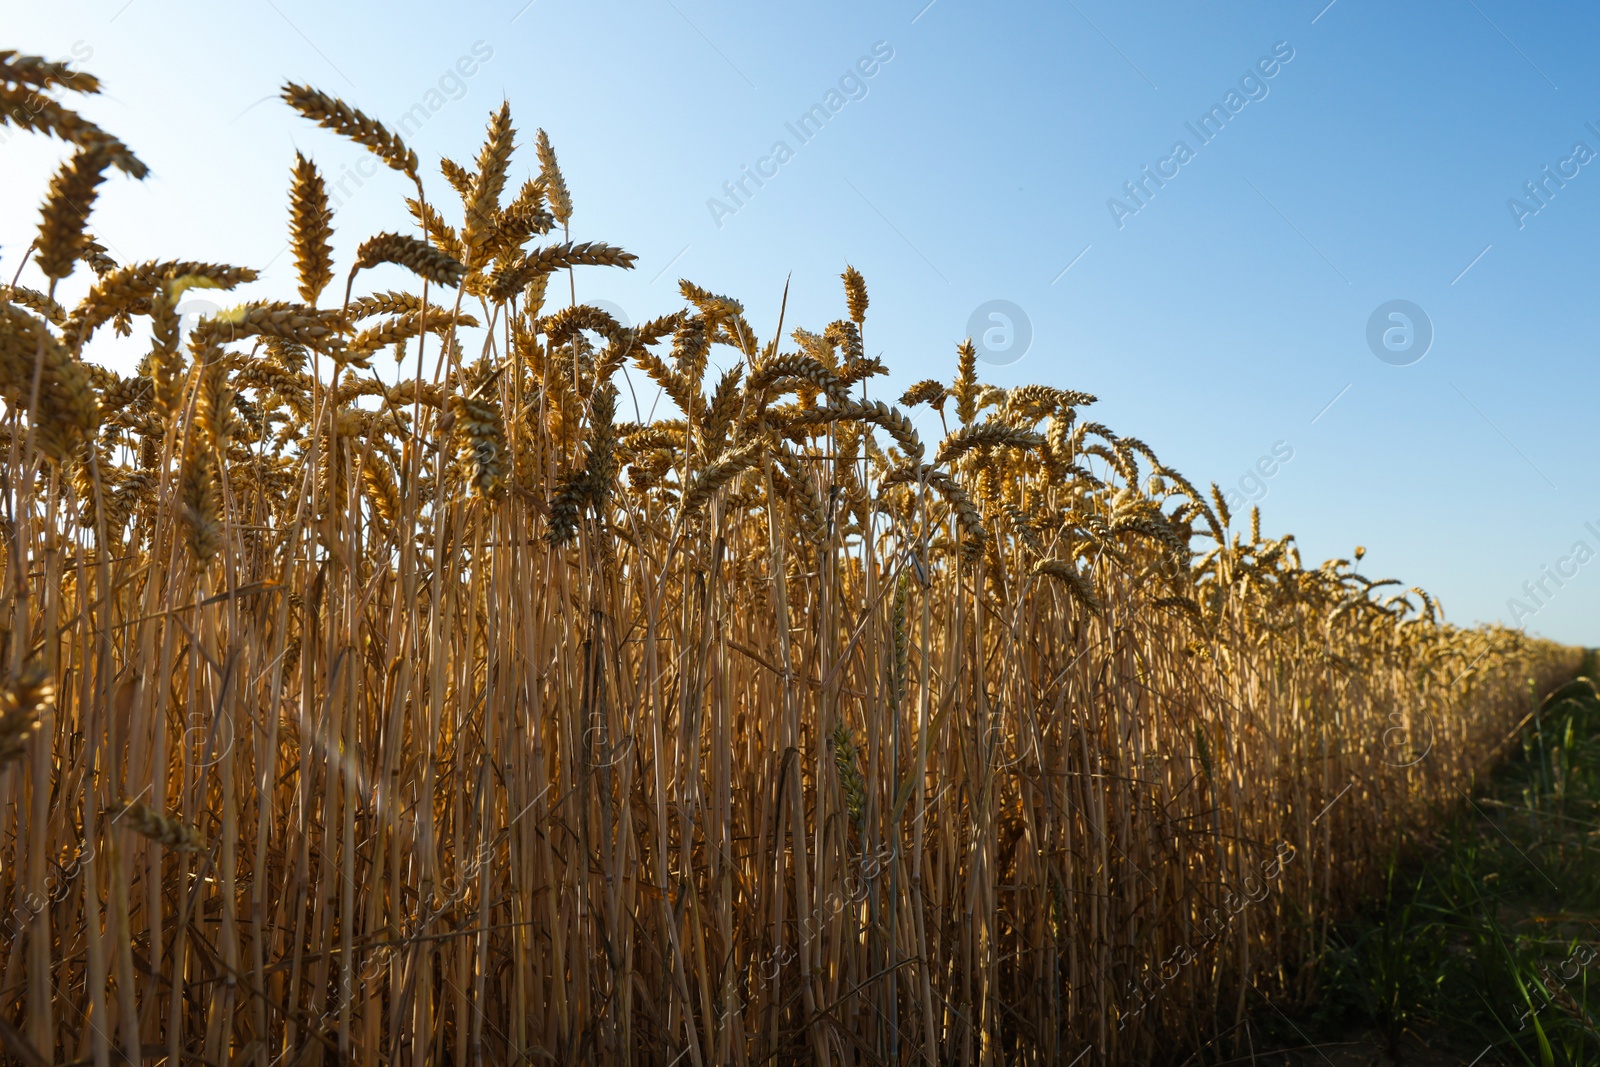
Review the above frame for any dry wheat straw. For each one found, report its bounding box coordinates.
[0,55,1583,1067]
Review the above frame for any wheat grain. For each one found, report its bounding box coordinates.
[109,802,202,852]
[535,128,572,226]
[0,80,146,176]
[487,240,637,299]
[288,152,334,305]
[34,147,112,280]
[841,265,868,325]
[353,232,468,288]
[280,82,418,178]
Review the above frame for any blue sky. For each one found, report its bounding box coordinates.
[5,0,1598,644]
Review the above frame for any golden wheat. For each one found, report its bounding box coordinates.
[0,52,1584,1067]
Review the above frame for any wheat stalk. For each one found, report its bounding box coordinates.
[0,49,1583,1067]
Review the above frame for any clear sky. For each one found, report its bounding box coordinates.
[5,0,1597,645]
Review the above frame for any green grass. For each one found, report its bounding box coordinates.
[1295,653,1600,1065]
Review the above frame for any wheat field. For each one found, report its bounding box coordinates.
[0,50,1583,1066]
